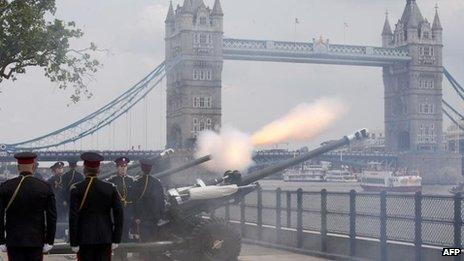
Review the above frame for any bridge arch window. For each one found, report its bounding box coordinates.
[419,103,435,114]
[200,17,207,25]
[419,79,434,89]
[193,96,212,108]
[200,34,207,44]
[192,69,212,80]
[193,118,200,132]
[398,131,410,150]
[419,46,434,56]
[417,123,436,144]
[192,117,213,132]
[193,33,212,47]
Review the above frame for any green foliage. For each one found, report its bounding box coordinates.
[0,0,101,102]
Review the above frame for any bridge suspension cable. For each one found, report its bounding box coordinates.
[5,59,178,152]
[443,68,464,131]
[444,68,464,100]
[443,108,464,132]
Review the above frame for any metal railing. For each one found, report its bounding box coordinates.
[215,188,463,261]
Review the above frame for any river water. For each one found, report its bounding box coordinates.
[258,180,455,195]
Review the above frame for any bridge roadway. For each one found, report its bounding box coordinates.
[0,244,329,260]
[0,149,397,165]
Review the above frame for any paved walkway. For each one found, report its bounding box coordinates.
[239,244,329,261]
[0,244,329,260]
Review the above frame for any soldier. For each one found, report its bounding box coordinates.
[107,157,134,261]
[48,161,67,239]
[62,159,84,207]
[132,158,165,260]
[69,152,124,261]
[0,152,56,261]
[33,162,45,180]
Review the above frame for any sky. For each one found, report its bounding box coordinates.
[0,0,463,151]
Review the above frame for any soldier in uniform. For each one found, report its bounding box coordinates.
[47,161,66,239]
[33,162,44,181]
[0,152,56,261]
[61,159,84,208]
[69,152,124,261]
[107,157,134,261]
[132,158,165,260]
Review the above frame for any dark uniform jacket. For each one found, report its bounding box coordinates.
[106,175,135,206]
[47,175,66,214]
[61,169,84,202]
[33,172,44,181]
[132,175,165,221]
[0,172,57,247]
[69,177,124,246]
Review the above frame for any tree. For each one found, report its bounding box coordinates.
[0,0,102,102]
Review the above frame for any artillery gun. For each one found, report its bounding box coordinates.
[52,129,368,260]
[151,129,368,260]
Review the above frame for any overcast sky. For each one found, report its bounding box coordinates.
[1,0,463,151]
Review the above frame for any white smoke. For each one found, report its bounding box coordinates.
[195,126,254,173]
[195,97,347,172]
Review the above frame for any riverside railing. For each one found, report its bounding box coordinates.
[214,188,463,261]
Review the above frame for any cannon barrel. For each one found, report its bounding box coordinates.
[239,129,368,186]
[153,155,211,179]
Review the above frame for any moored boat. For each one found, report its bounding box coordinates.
[360,162,422,192]
[283,162,327,182]
[326,168,358,183]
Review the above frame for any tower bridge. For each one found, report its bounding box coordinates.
[223,38,411,66]
[1,0,463,181]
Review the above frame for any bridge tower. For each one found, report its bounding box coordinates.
[383,0,460,181]
[165,0,224,149]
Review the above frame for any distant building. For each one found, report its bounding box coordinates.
[165,0,224,149]
[349,131,386,152]
[445,122,464,154]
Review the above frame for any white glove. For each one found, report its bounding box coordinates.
[111,243,119,250]
[42,244,53,253]
[0,244,6,252]
[71,246,79,253]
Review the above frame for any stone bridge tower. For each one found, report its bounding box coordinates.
[382,0,460,182]
[165,0,224,149]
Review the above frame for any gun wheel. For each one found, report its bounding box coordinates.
[186,217,241,261]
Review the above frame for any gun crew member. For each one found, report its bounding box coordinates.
[132,158,165,260]
[62,159,84,207]
[0,152,57,261]
[48,161,67,239]
[33,162,44,181]
[69,152,124,261]
[107,157,134,261]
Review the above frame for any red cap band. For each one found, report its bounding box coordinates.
[17,158,35,164]
[84,161,101,168]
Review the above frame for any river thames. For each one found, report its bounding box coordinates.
[258,180,455,195]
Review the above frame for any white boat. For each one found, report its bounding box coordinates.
[283,163,327,182]
[360,162,422,192]
[326,168,358,183]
